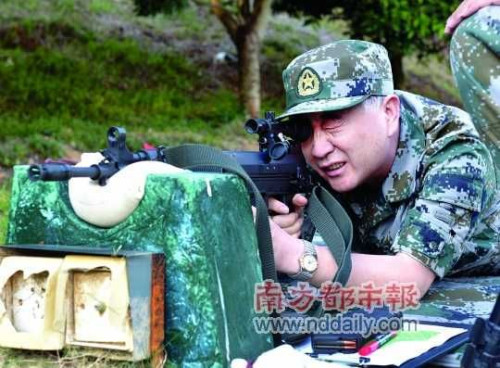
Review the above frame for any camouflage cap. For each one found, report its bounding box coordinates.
[277,40,394,120]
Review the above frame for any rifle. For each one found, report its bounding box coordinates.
[28,112,317,238]
[28,126,167,186]
[225,111,315,204]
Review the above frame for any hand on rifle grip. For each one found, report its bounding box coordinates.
[268,194,308,239]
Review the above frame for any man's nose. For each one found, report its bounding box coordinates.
[310,124,335,158]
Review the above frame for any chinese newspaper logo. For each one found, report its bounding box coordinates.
[254,280,420,314]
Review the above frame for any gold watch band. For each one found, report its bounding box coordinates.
[288,240,318,281]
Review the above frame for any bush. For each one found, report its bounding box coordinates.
[133,0,188,16]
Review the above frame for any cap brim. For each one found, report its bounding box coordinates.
[276,95,369,121]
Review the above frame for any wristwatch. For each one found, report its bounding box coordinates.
[288,240,318,281]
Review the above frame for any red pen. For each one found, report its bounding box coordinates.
[359,331,398,356]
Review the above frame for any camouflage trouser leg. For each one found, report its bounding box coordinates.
[449,5,500,276]
[450,5,500,176]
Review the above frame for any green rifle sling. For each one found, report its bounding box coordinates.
[162,144,278,283]
[162,144,353,288]
[307,185,353,286]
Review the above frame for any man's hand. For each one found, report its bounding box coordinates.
[268,216,305,275]
[445,0,500,34]
[267,194,311,275]
[250,201,305,275]
[252,204,435,296]
[267,194,308,238]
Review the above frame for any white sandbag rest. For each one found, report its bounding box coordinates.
[69,152,184,227]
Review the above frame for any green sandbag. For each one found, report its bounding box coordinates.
[6,166,273,367]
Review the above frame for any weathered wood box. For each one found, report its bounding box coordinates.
[0,245,164,361]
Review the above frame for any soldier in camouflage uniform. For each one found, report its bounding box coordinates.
[267,37,499,298]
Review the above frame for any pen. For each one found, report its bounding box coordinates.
[359,331,397,356]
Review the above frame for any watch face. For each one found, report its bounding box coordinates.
[301,254,318,273]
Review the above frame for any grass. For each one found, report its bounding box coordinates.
[0,180,10,244]
[0,0,134,24]
[0,346,173,368]
[0,2,461,167]
[0,0,463,366]
[404,53,462,107]
[0,25,256,165]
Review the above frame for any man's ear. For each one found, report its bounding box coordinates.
[382,94,400,137]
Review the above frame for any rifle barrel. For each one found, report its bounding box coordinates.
[28,163,107,182]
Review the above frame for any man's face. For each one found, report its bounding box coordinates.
[299,100,398,193]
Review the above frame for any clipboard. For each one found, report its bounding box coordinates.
[399,330,469,368]
[307,323,470,367]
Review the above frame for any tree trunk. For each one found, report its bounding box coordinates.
[236,29,261,118]
[209,0,271,118]
[389,51,404,89]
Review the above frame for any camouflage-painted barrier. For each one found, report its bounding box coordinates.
[6,166,273,367]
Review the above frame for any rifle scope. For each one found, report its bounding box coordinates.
[245,116,291,161]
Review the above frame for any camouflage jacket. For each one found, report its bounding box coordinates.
[345,91,499,278]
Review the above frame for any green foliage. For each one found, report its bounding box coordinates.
[0,180,10,244]
[273,0,462,86]
[404,54,461,106]
[0,133,64,167]
[89,0,117,14]
[0,37,192,123]
[0,20,249,165]
[0,0,133,23]
[263,16,318,66]
[0,346,162,367]
[338,0,461,58]
[273,0,339,21]
[132,0,188,16]
[273,0,460,55]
